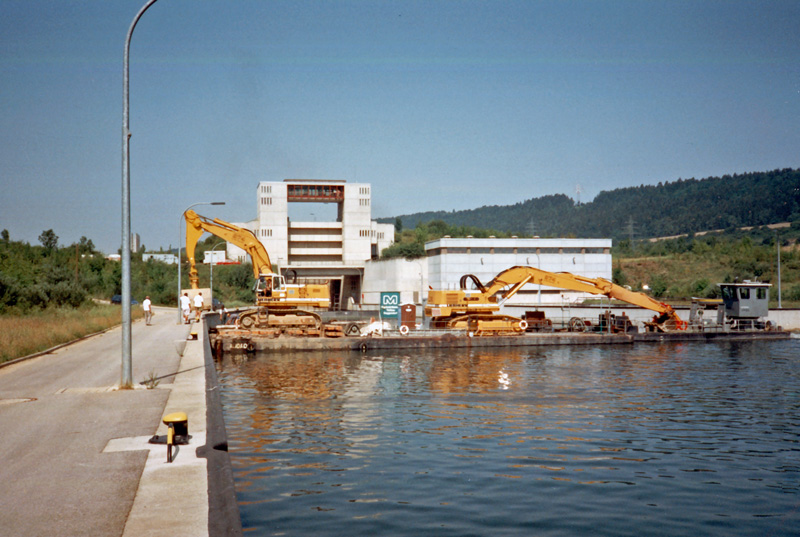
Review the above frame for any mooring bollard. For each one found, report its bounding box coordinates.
[162,412,188,463]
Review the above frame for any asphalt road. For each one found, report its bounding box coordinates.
[0,306,189,536]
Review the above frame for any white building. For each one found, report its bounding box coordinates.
[362,258,429,307]
[203,250,226,264]
[142,253,177,264]
[361,236,612,310]
[227,179,395,309]
[425,236,612,306]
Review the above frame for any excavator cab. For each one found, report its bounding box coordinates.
[255,273,286,299]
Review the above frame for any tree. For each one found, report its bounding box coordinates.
[1,229,8,242]
[78,236,95,254]
[394,217,403,233]
[38,229,58,253]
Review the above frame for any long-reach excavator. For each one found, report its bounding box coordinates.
[184,210,330,332]
[425,265,686,334]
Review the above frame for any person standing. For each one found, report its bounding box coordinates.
[143,296,152,325]
[180,292,191,324]
[193,292,204,321]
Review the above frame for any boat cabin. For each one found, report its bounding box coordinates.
[718,281,770,319]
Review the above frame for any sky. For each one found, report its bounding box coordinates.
[1,0,799,254]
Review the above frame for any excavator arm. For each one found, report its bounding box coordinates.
[475,265,685,329]
[184,209,273,289]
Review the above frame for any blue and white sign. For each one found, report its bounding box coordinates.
[380,292,401,318]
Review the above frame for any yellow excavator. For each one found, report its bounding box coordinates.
[184,210,330,331]
[425,265,686,335]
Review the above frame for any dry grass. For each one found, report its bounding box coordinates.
[0,305,144,364]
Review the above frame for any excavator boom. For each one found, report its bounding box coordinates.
[427,265,685,331]
[183,210,330,329]
[184,209,271,289]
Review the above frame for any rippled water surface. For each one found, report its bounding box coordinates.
[216,340,800,536]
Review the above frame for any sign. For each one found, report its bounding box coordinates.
[380,292,401,319]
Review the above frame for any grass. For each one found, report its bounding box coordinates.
[0,304,144,364]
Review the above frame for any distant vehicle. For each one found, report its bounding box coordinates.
[111,294,139,305]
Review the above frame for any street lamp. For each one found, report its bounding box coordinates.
[209,240,226,295]
[121,0,159,389]
[178,201,225,323]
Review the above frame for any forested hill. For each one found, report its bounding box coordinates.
[382,169,800,240]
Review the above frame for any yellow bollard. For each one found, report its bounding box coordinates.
[162,412,188,463]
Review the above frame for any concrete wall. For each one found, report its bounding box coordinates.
[362,258,428,306]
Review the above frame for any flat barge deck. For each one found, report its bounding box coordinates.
[210,328,790,354]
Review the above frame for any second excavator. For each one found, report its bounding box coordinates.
[184,210,330,332]
[425,265,686,335]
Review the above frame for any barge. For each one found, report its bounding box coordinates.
[209,325,790,355]
[208,280,791,355]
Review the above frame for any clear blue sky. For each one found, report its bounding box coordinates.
[2,0,798,254]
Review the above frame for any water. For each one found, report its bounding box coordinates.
[216,340,800,536]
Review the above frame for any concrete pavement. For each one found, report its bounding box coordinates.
[0,306,234,536]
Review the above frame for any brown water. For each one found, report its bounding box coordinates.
[216,339,800,536]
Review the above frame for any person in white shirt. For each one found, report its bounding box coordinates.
[142,296,152,325]
[180,292,191,324]
[193,292,204,321]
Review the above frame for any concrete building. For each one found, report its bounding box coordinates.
[362,258,429,307]
[425,236,612,307]
[361,236,612,311]
[227,179,394,309]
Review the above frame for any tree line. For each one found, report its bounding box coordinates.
[0,230,256,314]
[383,168,800,240]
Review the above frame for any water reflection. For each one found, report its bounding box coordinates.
[217,340,800,536]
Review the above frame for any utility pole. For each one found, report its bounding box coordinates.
[777,231,782,309]
[623,216,636,251]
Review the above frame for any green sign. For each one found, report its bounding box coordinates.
[380,292,401,318]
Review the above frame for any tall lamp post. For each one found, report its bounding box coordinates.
[178,202,226,323]
[121,0,159,389]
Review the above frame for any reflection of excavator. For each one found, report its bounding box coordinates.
[425,265,686,334]
[185,210,330,331]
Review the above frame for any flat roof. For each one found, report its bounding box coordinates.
[282,179,347,184]
[425,237,612,249]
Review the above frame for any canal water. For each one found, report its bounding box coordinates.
[215,339,800,536]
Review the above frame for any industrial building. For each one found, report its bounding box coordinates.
[362,236,612,309]
[426,236,612,305]
[227,179,395,309]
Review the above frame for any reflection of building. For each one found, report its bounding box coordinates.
[227,180,394,309]
[426,237,612,306]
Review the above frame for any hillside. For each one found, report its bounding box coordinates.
[381,169,800,240]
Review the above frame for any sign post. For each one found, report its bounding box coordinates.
[380,292,401,321]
